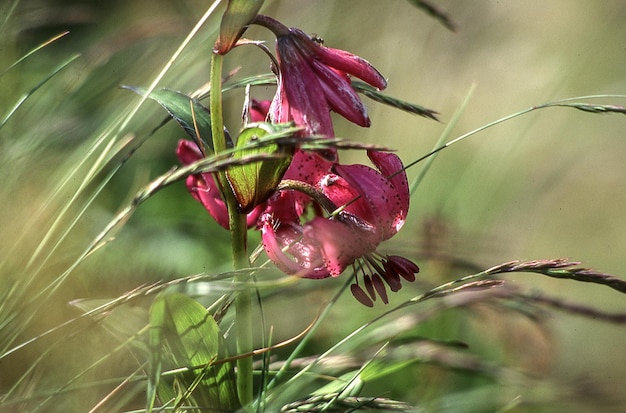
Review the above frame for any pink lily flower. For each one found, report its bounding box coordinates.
[176,139,265,229]
[260,150,417,300]
[250,99,336,219]
[254,16,387,140]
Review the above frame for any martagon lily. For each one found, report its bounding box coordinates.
[260,150,418,306]
[176,139,266,229]
[253,15,387,161]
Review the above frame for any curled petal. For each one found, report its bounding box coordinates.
[285,150,334,186]
[311,60,370,127]
[177,139,263,229]
[289,28,387,90]
[177,140,230,229]
[367,150,410,230]
[185,174,230,229]
[319,174,369,219]
[304,217,374,276]
[333,151,409,240]
[260,215,331,279]
[275,35,335,137]
[176,138,204,165]
[250,99,271,122]
[316,46,387,90]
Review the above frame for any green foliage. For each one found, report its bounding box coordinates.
[124,86,218,153]
[226,123,295,212]
[148,292,239,412]
[216,0,265,54]
[0,2,625,413]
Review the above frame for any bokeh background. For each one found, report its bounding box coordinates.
[1,1,625,411]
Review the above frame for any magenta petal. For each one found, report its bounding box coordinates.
[311,60,370,127]
[260,215,331,279]
[332,163,391,239]
[177,140,230,229]
[334,151,409,240]
[319,174,369,218]
[177,139,262,230]
[250,99,271,122]
[185,174,230,229]
[315,46,387,90]
[285,150,334,186]
[176,139,202,164]
[261,213,342,279]
[276,36,335,137]
[367,150,409,234]
[261,218,308,275]
[290,28,387,90]
[304,217,372,276]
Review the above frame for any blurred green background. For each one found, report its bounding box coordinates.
[1,0,625,411]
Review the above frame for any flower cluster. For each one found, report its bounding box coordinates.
[178,18,418,305]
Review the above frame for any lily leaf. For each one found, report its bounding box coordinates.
[226,122,294,213]
[215,0,265,54]
[123,86,218,153]
[148,292,239,412]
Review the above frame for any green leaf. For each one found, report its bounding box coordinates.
[148,292,239,412]
[123,86,217,153]
[226,122,294,213]
[215,0,265,54]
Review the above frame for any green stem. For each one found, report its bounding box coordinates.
[209,51,253,408]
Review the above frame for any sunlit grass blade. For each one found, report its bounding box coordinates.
[0,0,19,33]
[30,327,149,413]
[0,31,70,77]
[0,53,79,130]
[403,94,626,175]
[222,73,276,94]
[410,84,475,195]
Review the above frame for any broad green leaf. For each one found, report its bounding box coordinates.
[148,292,239,412]
[123,86,217,153]
[226,122,294,213]
[215,0,265,54]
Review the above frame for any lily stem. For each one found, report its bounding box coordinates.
[210,51,253,408]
